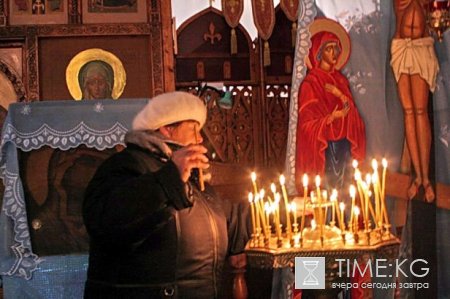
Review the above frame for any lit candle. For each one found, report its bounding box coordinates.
[352,159,358,169]
[264,202,271,228]
[270,183,277,198]
[315,175,322,203]
[251,172,258,196]
[300,174,308,235]
[291,202,298,225]
[339,202,346,231]
[255,194,265,231]
[381,158,388,200]
[248,192,256,234]
[279,175,292,236]
[315,176,322,224]
[354,170,367,228]
[258,190,267,228]
[381,158,389,226]
[349,185,356,228]
[330,189,337,225]
[366,173,374,227]
[315,175,324,246]
[372,171,381,225]
[274,193,282,239]
[362,183,377,227]
[354,206,360,232]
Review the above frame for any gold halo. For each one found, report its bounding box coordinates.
[305,18,351,70]
[66,48,126,100]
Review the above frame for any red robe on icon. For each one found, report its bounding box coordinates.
[295,32,366,190]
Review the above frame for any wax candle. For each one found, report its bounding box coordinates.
[330,189,338,224]
[367,173,376,227]
[279,175,292,236]
[274,193,282,239]
[248,192,256,234]
[300,174,308,237]
[291,202,298,225]
[339,202,346,231]
[315,175,324,246]
[251,172,258,196]
[354,206,360,232]
[258,190,267,228]
[349,185,356,227]
[264,202,271,228]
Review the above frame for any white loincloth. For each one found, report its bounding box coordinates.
[390,37,439,92]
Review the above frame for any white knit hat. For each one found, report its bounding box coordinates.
[132,91,207,130]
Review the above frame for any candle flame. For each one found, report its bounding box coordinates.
[259,189,265,199]
[251,172,256,182]
[339,202,345,211]
[248,192,253,203]
[354,169,362,181]
[372,172,379,181]
[349,185,356,198]
[274,193,281,203]
[365,174,372,185]
[322,190,328,200]
[382,158,388,168]
[291,202,296,211]
[315,175,321,188]
[270,183,276,193]
[255,194,260,202]
[352,160,358,169]
[354,206,360,216]
[302,174,308,187]
[279,175,286,185]
[371,159,378,170]
[264,202,270,212]
[361,182,368,190]
[330,191,337,202]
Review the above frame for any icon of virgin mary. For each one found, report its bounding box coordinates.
[295,18,366,193]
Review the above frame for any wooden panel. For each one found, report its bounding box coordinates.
[176,7,253,83]
[265,7,295,82]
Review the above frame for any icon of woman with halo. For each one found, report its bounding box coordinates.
[66,48,126,101]
[295,18,366,193]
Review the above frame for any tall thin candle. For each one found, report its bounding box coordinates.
[279,175,292,236]
[330,189,337,224]
[349,185,356,230]
[339,202,346,231]
[300,174,308,238]
[248,192,256,234]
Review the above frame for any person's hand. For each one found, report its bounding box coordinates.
[326,105,350,124]
[171,144,210,182]
[325,83,349,103]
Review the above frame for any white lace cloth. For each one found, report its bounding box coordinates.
[0,99,148,279]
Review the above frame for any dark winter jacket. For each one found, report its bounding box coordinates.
[83,142,249,299]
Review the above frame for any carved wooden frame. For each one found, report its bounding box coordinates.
[0,25,167,101]
[0,0,174,100]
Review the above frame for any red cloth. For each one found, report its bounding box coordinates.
[295,32,365,190]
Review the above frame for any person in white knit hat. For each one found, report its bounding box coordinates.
[83,91,249,299]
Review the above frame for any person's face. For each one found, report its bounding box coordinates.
[166,120,203,146]
[321,42,339,66]
[86,73,108,99]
